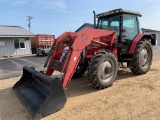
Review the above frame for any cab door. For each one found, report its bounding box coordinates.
[121,14,139,54]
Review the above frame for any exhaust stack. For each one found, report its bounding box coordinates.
[93,11,96,29]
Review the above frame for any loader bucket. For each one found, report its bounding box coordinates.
[13,66,66,119]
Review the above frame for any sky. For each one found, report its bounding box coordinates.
[0,0,160,38]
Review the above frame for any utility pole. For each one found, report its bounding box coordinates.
[27,16,34,31]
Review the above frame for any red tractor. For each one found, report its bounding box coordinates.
[13,8,153,119]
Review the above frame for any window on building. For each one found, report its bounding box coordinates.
[14,39,19,49]
[14,39,25,49]
[19,39,25,48]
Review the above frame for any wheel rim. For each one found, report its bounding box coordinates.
[99,59,114,82]
[140,47,151,68]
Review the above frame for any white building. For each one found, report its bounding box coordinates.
[0,25,35,57]
[142,28,160,45]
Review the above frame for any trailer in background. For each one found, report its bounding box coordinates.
[31,34,55,56]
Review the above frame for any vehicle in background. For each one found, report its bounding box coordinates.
[36,45,51,56]
[31,34,55,55]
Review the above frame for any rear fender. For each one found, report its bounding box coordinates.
[129,34,153,54]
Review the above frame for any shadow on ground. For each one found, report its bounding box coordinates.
[64,68,136,98]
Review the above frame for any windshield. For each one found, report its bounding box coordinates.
[97,15,120,36]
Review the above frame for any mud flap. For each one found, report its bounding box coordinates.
[13,66,66,119]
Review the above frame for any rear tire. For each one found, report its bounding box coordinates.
[87,50,118,89]
[130,40,152,75]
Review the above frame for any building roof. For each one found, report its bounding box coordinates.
[0,25,35,37]
[141,28,160,32]
[75,23,94,32]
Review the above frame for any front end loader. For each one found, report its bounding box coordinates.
[13,8,153,119]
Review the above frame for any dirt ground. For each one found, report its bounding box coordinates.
[0,52,160,120]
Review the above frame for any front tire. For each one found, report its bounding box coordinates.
[72,64,87,79]
[87,50,118,89]
[130,40,152,75]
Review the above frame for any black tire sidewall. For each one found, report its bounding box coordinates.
[131,40,153,75]
[96,53,117,87]
[137,41,152,73]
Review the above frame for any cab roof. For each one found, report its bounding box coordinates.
[96,8,142,18]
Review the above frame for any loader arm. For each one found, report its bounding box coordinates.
[45,28,116,88]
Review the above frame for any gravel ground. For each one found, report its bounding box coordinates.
[0,52,160,120]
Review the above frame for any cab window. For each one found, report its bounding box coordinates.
[123,14,138,40]
[98,15,120,36]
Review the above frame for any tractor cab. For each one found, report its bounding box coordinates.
[96,8,142,54]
